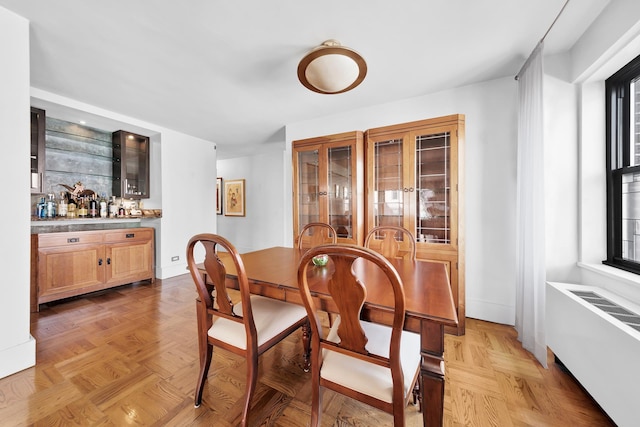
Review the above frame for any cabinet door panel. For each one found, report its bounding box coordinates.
[293,131,364,245]
[294,146,322,232]
[38,244,105,300]
[106,240,153,285]
[366,115,465,334]
[327,144,355,240]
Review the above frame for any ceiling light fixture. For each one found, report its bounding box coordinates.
[297,39,367,94]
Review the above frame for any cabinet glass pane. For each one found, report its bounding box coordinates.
[416,132,450,244]
[125,135,148,196]
[328,145,352,238]
[373,139,404,227]
[298,149,320,229]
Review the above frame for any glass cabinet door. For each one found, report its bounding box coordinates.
[112,131,150,199]
[371,137,406,229]
[295,147,321,231]
[30,107,46,193]
[293,131,363,245]
[366,120,460,252]
[327,145,354,239]
[415,130,451,245]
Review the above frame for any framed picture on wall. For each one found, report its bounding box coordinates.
[216,177,223,215]
[224,178,245,217]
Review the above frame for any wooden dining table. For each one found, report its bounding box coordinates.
[207,246,458,427]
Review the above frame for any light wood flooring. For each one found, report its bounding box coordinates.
[0,274,615,426]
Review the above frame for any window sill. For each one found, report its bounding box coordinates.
[578,262,640,287]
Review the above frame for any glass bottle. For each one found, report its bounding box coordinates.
[78,197,87,218]
[108,196,117,218]
[37,197,46,218]
[58,192,68,217]
[99,193,108,218]
[46,193,57,218]
[67,199,77,218]
[89,194,98,218]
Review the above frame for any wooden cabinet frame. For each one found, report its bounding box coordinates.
[365,114,465,334]
[292,131,364,245]
[31,228,155,311]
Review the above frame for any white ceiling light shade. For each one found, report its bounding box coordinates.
[297,40,367,94]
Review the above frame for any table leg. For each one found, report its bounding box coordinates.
[420,320,445,427]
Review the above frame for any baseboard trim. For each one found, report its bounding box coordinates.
[0,335,36,379]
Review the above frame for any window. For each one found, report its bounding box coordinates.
[605,53,640,274]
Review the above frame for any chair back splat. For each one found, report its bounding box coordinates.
[364,225,416,260]
[297,222,338,250]
[186,233,309,427]
[297,244,422,426]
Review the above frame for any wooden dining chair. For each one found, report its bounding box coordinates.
[364,225,416,260]
[297,222,337,250]
[186,233,309,427]
[297,244,422,427]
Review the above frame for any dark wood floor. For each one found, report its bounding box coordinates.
[0,274,615,426]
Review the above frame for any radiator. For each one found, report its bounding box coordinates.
[547,282,640,427]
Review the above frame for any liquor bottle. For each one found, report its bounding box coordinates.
[46,193,57,218]
[89,194,97,218]
[67,200,77,218]
[58,192,68,217]
[37,197,46,218]
[99,193,108,218]
[108,196,117,218]
[78,197,87,218]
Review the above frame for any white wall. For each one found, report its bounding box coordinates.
[0,7,35,379]
[570,2,640,305]
[282,78,519,325]
[543,75,580,284]
[217,147,287,253]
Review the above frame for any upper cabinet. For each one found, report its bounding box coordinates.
[112,130,150,199]
[30,107,46,194]
[292,131,364,246]
[365,114,465,334]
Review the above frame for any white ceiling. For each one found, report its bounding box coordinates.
[1,0,609,159]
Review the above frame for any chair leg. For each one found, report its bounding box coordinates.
[240,352,259,427]
[412,377,423,412]
[195,343,213,407]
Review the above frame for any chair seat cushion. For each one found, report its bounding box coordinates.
[321,318,421,404]
[208,295,307,350]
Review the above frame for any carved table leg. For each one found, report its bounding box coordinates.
[421,320,445,427]
[302,320,311,372]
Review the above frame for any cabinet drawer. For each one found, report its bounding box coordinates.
[103,228,153,243]
[37,231,103,248]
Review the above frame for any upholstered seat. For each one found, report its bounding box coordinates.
[208,295,307,349]
[322,317,421,404]
[186,233,309,427]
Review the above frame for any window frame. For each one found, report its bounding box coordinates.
[605,53,640,274]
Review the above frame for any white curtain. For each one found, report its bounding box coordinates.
[515,41,547,368]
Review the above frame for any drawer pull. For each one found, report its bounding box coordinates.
[98,258,103,266]
[67,238,80,243]
[107,258,111,265]
[126,233,135,238]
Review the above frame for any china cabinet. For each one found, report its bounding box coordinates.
[30,107,46,193]
[112,130,150,199]
[31,227,155,310]
[292,131,364,246]
[365,114,465,334]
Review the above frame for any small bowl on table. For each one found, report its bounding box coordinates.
[312,254,329,267]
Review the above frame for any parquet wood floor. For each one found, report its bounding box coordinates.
[0,274,615,426]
